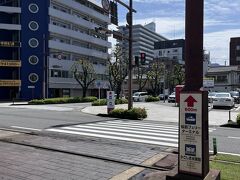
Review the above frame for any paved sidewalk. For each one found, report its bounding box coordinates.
[82,102,238,126]
[0,130,169,180]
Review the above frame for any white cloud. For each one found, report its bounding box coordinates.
[204,29,240,65]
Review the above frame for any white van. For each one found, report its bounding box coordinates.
[132,92,148,102]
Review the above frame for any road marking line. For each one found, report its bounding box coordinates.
[79,124,179,133]
[61,127,178,142]
[228,136,240,140]
[10,126,41,131]
[77,124,178,135]
[47,129,178,147]
[65,126,178,138]
[210,151,240,157]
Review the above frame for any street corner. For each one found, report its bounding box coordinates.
[81,105,107,115]
[110,152,176,180]
[0,130,21,139]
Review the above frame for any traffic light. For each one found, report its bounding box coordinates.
[135,56,139,67]
[110,1,118,26]
[140,53,146,65]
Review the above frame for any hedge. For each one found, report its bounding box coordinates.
[108,107,147,120]
[92,98,128,106]
[29,96,97,105]
[145,96,160,102]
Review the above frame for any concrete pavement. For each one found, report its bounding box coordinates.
[82,102,238,126]
[0,129,172,180]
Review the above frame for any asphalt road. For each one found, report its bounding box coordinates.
[0,103,109,130]
[0,102,239,155]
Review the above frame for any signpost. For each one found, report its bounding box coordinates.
[107,91,115,114]
[167,0,220,179]
[179,93,204,176]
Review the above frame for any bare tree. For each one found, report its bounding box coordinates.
[147,61,165,96]
[171,64,185,86]
[108,45,128,99]
[134,66,148,92]
[71,59,96,97]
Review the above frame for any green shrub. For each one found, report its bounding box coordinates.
[237,114,240,125]
[67,97,82,103]
[145,96,160,102]
[82,96,98,102]
[28,99,45,105]
[92,99,107,106]
[109,107,147,120]
[29,96,97,105]
[92,98,128,106]
[109,108,126,118]
[115,98,128,104]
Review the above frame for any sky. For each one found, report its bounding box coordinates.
[98,0,240,65]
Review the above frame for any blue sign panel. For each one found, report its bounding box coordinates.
[185,144,196,156]
[185,113,196,125]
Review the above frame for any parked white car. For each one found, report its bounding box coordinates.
[132,92,148,102]
[212,92,235,108]
[208,92,216,103]
[168,92,176,103]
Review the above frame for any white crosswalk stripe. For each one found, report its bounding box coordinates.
[46,120,216,147]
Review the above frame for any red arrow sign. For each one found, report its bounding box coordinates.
[184,95,197,107]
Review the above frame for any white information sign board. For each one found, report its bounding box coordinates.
[179,92,202,175]
[107,91,115,110]
[203,78,214,88]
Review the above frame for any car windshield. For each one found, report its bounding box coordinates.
[209,92,216,96]
[133,92,139,96]
[230,91,239,96]
[171,92,175,95]
[215,93,230,98]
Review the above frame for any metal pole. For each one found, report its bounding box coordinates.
[184,0,204,90]
[127,0,133,110]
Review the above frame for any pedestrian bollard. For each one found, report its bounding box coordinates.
[213,137,217,155]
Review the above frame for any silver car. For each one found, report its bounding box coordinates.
[132,92,148,102]
[212,92,235,108]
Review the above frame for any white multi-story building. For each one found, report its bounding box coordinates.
[48,0,111,97]
[118,22,167,63]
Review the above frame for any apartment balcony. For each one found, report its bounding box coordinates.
[49,57,107,74]
[54,0,109,23]
[49,24,111,48]
[49,8,97,30]
[49,40,109,60]
[49,77,109,89]
[0,6,21,13]
[0,23,21,30]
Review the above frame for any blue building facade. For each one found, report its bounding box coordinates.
[20,1,49,100]
[0,0,110,100]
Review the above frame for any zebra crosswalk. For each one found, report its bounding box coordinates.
[46,120,216,148]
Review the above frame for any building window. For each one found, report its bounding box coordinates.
[236,56,240,61]
[29,73,39,83]
[159,51,162,56]
[29,3,39,13]
[29,38,39,48]
[29,55,39,65]
[173,49,178,53]
[236,45,240,50]
[173,56,178,60]
[216,75,228,83]
[28,21,39,31]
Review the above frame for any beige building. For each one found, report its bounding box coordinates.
[206,66,240,92]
